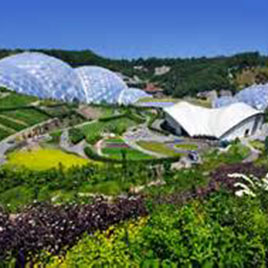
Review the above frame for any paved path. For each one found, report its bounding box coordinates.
[59,130,88,158]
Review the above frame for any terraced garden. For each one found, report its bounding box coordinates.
[0,91,37,109]
[0,108,50,140]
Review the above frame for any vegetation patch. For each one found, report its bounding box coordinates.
[6,148,89,171]
[250,140,265,152]
[175,143,198,151]
[137,141,182,157]
[69,128,85,144]
[0,92,36,109]
[1,108,49,126]
[81,117,137,144]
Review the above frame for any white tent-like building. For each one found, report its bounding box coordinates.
[164,102,264,141]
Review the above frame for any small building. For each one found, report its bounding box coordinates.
[164,101,264,141]
[144,83,165,98]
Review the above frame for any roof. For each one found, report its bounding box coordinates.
[164,101,263,139]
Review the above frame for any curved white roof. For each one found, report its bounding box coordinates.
[164,101,262,139]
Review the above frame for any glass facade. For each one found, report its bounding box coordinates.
[118,88,151,105]
[0,63,46,98]
[0,52,149,105]
[213,83,268,111]
[75,66,127,104]
[0,52,86,102]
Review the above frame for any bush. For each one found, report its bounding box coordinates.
[45,192,268,267]
[69,128,85,144]
[0,197,147,264]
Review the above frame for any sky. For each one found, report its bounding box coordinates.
[0,0,267,59]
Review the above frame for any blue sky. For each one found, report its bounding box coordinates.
[0,0,267,59]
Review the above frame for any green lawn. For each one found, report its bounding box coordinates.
[1,108,49,126]
[0,128,13,140]
[137,141,182,157]
[175,143,198,151]
[102,147,153,160]
[0,92,36,109]
[81,117,137,145]
[0,116,26,131]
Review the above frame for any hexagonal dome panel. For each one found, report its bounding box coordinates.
[118,88,152,105]
[0,52,86,102]
[0,63,46,98]
[75,66,127,104]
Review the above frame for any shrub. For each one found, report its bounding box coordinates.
[68,128,85,144]
[0,197,147,264]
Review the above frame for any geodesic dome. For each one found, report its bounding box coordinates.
[0,52,86,102]
[75,66,127,104]
[0,52,153,105]
[0,63,46,98]
[214,83,268,111]
[213,96,238,108]
[118,88,152,105]
[236,84,268,111]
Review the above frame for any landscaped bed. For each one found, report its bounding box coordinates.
[102,137,154,160]
[6,148,91,171]
[81,117,138,145]
[174,143,198,151]
[137,141,183,157]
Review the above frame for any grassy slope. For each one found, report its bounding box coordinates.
[6,148,90,171]
[137,141,182,157]
[81,117,137,144]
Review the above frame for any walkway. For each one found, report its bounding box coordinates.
[59,130,88,158]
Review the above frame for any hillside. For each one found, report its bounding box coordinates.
[0,49,267,98]
[234,66,268,89]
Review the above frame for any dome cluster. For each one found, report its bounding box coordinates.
[213,83,268,111]
[0,52,150,105]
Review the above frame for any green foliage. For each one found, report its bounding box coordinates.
[46,191,268,267]
[137,141,182,157]
[49,130,62,144]
[81,117,137,144]
[0,116,25,131]
[68,128,85,144]
[0,91,36,109]
[102,147,153,161]
[202,143,250,171]
[1,108,49,126]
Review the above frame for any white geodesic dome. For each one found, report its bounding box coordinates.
[118,88,152,105]
[0,52,86,102]
[75,66,128,104]
[0,63,46,98]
